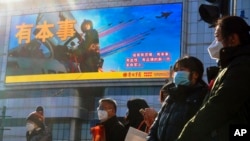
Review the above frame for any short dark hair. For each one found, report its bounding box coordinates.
[99,98,117,112]
[127,98,149,116]
[81,19,93,32]
[217,16,250,46]
[173,56,204,81]
[36,106,44,112]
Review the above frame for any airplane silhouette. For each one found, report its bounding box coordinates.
[240,10,248,19]
[156,12,173,19]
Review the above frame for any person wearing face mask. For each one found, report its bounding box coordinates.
[147,56,208,141]
[91,98,127,141]
[206,25,224,91]
[26,112,52,141]
[177,16,250,141]
[208,39,223,61]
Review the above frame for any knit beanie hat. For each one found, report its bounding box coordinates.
[26,112,44,128]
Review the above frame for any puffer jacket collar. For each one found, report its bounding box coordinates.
[166,83,206,103]
[219,44,250,68]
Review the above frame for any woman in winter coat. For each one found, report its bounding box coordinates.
[147,56,208,141]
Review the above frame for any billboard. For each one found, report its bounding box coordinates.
[5,3,182,84]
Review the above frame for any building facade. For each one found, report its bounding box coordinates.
[0,0,249,141]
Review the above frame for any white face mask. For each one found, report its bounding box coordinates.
[208,39,223,60]
[26,123,35,132]
[97,110,108,122]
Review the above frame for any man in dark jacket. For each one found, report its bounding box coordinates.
[147,56,208,141]
[91,98,127,141]
[26,112,52,141]
[177,16,250,141]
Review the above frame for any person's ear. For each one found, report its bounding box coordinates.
[229,34,240,47]
[191,72,199,84]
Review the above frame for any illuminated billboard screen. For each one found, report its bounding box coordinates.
[5,3,182,84]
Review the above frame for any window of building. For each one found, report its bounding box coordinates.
[52,122,70,141]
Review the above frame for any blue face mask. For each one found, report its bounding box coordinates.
[173,71,190,86]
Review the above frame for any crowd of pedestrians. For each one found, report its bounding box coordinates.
[25,15,250,141]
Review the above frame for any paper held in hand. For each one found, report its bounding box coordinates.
[125,127,147,141]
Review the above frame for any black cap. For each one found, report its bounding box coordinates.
[36,106,43,112]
